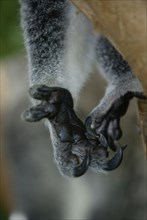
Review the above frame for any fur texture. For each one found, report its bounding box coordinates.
[19,0,143,176]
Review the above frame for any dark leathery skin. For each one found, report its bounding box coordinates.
[22,85,126,177]
[85,91,146,152]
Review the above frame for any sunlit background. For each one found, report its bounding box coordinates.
[0,1,146,220]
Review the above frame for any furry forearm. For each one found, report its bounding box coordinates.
[96,36,143,95]
[96,36,135,83]
[19,0,68,85]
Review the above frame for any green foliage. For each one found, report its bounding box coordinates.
[0,0,23,58]
[0,208,8,220]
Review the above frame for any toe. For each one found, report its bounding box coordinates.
[21,106,48,122]
[29,85,52,100]
[108,118,122,140]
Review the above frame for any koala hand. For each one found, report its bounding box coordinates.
[85,90,146,151]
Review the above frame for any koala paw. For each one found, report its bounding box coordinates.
[22,85,129,177]
[85,91,146,151]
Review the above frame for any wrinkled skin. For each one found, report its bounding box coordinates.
[22,85,128,177]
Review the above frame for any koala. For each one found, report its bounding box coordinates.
[19,0,144,177]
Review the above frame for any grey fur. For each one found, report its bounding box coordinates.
[89,36,143,126]
[20,0,69,86]
[19,0,143,176]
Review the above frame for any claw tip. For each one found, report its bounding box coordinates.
[72,153,89,177]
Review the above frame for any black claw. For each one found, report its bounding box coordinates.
[99,133,108,149]
[104,145,127,171]
[85,116,96,138]
[72,153,90,177]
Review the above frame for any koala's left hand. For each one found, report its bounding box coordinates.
[85,91,146,151]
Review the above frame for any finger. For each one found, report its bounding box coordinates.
[123,91,146,100]
[21,103,59,122]
[107,136,117,152]
[21,106,48,122]
[108,118,122,140]
[110,98,129,117]
[132,92,147,99]
[95,117,110,135]
[29,85,68,103]
[29,85,52,100]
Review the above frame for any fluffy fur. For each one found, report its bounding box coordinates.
[19,0,143,175]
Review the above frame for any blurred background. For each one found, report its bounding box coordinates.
[0,1,146,220]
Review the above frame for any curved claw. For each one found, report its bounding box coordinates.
[99,133,108,149]
[104,145,127,171]
[85,116,96,138]
[72,153,90,177]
